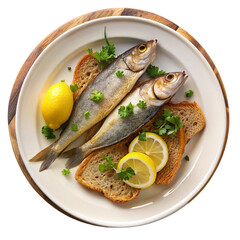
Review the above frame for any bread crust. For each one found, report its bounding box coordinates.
[155,128,186,184]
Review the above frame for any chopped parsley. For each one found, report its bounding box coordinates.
[70,84,79,93]
[138,130,146,141]
[116,70,124,77]
[72,124,78,131]
[118,102,134,118]
[41,125,56,139]
[185,89,194,97]
[62,169,71,175]
[184,155,190,161]
[61,80,65,82]
[84,111,90,119]
[98,155,135,181]
[117,167,136,181]
[90,90,104,103]
[146,64,165,78]
[67,67,71,71]
[87,27,116,69]
[154,109,183,137]
[137,100,147,109]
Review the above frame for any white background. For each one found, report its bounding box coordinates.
[1,0,239,239]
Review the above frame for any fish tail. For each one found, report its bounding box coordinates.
[60,148,76,158]
[29,144,54,162]
[39,149,60,172]
[65,147,86,169]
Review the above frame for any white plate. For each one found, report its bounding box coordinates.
[15,16,227,227]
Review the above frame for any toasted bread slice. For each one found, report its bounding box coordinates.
[72,53,101,101]
[154,101,205,184]
[75,143,140,203]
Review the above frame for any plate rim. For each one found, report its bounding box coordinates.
[8,8,229,227]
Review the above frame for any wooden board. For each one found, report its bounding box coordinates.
[8,8,229,222]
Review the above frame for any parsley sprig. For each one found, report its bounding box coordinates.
[138,130,146,141]
[118,100,147,118]
[118,102,134,118]
[41,125,56,139]
[116,70,124,77]
[185,89,194,97]
[72,124,78,131]
[137,100,147,109]
[154,109,183,137]
[87,27,116,69]
[70,84,79,93]
[62,169,70,175]
[99,155,135,181]
[146,64,165,78]
[90,90,104,103]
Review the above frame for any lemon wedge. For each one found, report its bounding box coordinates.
[129,132,168,172]
[117,152,157,189]
[41,82,73,130]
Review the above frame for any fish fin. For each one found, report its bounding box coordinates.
[29,144,54,162]
[65,148,86,169]
[39,149,60,172]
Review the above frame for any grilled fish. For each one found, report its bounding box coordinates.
[64,71,187,168]
[30,40,157,171]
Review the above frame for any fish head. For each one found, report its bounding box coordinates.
[124,40,158,72]
[140,71,187,106]
[153,71,188,100]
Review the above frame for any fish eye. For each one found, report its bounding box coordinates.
[166,73,175,81]
[137,44,147,53]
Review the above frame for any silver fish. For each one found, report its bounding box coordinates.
[64,71,187,169]
[30,40,157,171]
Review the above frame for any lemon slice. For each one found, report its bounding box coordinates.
[129,132,168,172]
[117,152,157,189]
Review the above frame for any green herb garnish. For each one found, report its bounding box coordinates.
[146,64,165,78]
[41,125,56,139]
[72,124,78,131]
[137,100,147,109]
[185,89,194,97]
[116,70,124,77]
[90,90,104,103]
[99,155,135,181]
[70,84,79,93]
[62,169,71,175]
[184,155,190,161]
[117,167,136,181]
[138,130,146,141]
[154,109,183,137]
[87,27,116,69]
[118,102,134,118]
[67,67,71,71]
[84,111,90,119]
[61,80,65,82]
